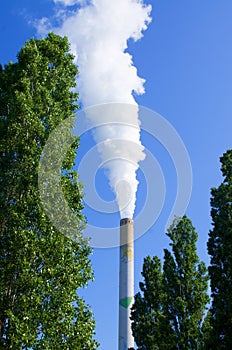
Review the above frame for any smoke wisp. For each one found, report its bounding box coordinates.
[38,0,152,218]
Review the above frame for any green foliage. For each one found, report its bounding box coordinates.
[164,217,210,349]
[0,33,98,349]
[131,255,174,350]
[131,216,209,350]
[207,149,232,349]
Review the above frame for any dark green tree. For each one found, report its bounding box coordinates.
[131,255,175,350]
[131,216,209,350]
[163,216,210,349]
[207,150,232,349]
[0,33,98,349]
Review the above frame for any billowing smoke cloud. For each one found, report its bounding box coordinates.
[38,0,152,219]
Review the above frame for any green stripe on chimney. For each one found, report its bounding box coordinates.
[119,297,133,308]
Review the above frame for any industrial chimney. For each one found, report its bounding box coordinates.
[119,218,134,350]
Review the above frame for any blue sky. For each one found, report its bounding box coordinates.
[1,1,232,348]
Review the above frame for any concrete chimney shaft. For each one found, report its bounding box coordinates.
[119,218,134,350]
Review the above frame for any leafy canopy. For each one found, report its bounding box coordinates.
[0,33,98,349]
[131,216,209,350]
[207,149,232,349]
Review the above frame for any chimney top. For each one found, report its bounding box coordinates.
[120,218,133,226]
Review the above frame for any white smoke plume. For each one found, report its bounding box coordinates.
[38,0,152,219]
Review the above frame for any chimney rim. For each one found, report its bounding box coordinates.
[120,218,134,226]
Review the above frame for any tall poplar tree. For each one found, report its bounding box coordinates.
[163,216,209,349]
[207,149,232,349]
[0,33,98,349]
[131,216,209,350]
[131,256,175,350]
